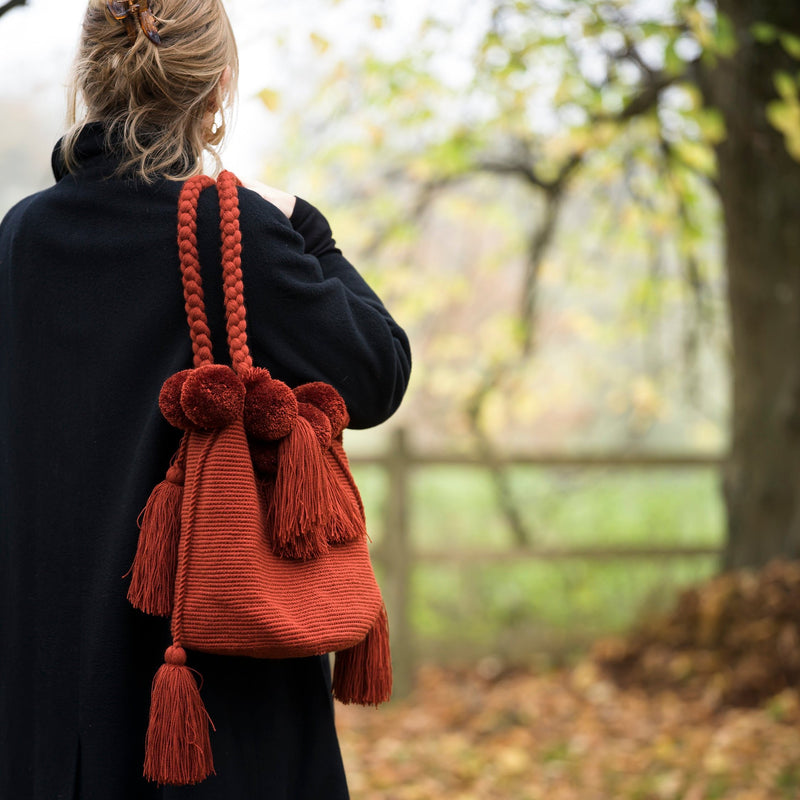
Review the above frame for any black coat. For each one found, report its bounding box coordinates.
[0,125,411,800]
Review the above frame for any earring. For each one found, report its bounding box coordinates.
[210,110,223,139]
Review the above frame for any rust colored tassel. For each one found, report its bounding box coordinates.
[323,452,366,545]
[144,645,214,786]
[127,462,184,616]
[270,416,331,560]
[332,604,392,706]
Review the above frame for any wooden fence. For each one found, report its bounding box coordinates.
[349,428,724,698]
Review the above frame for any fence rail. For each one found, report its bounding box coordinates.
[351,451,723,469]
[352,428,725,697]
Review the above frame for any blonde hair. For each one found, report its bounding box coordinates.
[64,0,239,182]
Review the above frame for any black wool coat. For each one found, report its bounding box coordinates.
[0,124,411,800]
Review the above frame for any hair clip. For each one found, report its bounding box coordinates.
[106,0,162,46]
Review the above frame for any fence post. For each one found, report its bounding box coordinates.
[381,426,414,699]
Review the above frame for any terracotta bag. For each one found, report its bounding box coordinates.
[126,171,391,786]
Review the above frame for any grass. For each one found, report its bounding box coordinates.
[352,463,724,661]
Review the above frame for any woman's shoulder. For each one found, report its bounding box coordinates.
[237,182,296,230]
[0,187,55,242]
[196,177,303,252]
[194,177,285,217]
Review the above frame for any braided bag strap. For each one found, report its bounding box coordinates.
[176,171,252,376]
[176,175,215,368]
[217,170,253,377]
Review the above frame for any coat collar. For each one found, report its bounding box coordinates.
[51,122,123,182]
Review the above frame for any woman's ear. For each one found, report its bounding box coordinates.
[207,66,233,115]
[219,65,233,93]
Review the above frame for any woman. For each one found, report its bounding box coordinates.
[0,1,411,798]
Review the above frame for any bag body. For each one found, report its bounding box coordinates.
[126,171,391,786]
[176,419,383,658]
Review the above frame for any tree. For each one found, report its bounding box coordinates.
[699,1,800,568]
[269,0,800,568]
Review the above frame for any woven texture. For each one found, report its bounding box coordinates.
[174,419,381,657]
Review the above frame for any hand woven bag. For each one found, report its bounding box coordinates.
[126,171,391,786]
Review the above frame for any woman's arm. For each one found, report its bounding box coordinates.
[197,186,411,429]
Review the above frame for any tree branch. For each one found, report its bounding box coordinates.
[0,0,26,20]
[462,183,572,547]
[474,157,551,190]
[594,71,679,124]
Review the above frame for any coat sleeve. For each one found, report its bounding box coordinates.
[203,187,411,429]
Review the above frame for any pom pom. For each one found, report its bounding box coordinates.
[294,382,349,437]
[243,372,298,442]
[298,402,333,450]
[159,370,195,430]
[242,365,271,385]
[180,364,245,430]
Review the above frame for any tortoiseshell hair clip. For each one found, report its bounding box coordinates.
[106,0,162,46]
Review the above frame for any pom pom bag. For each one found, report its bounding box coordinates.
[126,171,391,786]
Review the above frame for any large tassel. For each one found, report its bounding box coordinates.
[127,461,184,616]
[332,604,392,705]
[323,450,366,545]
[269,416,331,560]
[144,645,214,786]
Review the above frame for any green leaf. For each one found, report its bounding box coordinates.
[695,108,726,144]
[751,22,778,45]
[779,33,800,60]
[713,13,738,58]
[773,71,798,101]
[664,41,684,76]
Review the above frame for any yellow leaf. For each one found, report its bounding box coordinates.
[767,99,800,161]
[257,88,280,112]
[310,32,330,54]
[674,140,717,176]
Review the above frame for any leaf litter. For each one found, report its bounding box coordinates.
[338,561,800,799]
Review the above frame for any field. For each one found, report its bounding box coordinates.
[353,462,724,662]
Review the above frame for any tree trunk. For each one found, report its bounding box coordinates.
[703,0,800,568]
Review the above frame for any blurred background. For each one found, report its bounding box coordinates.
[4,1,800,797]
